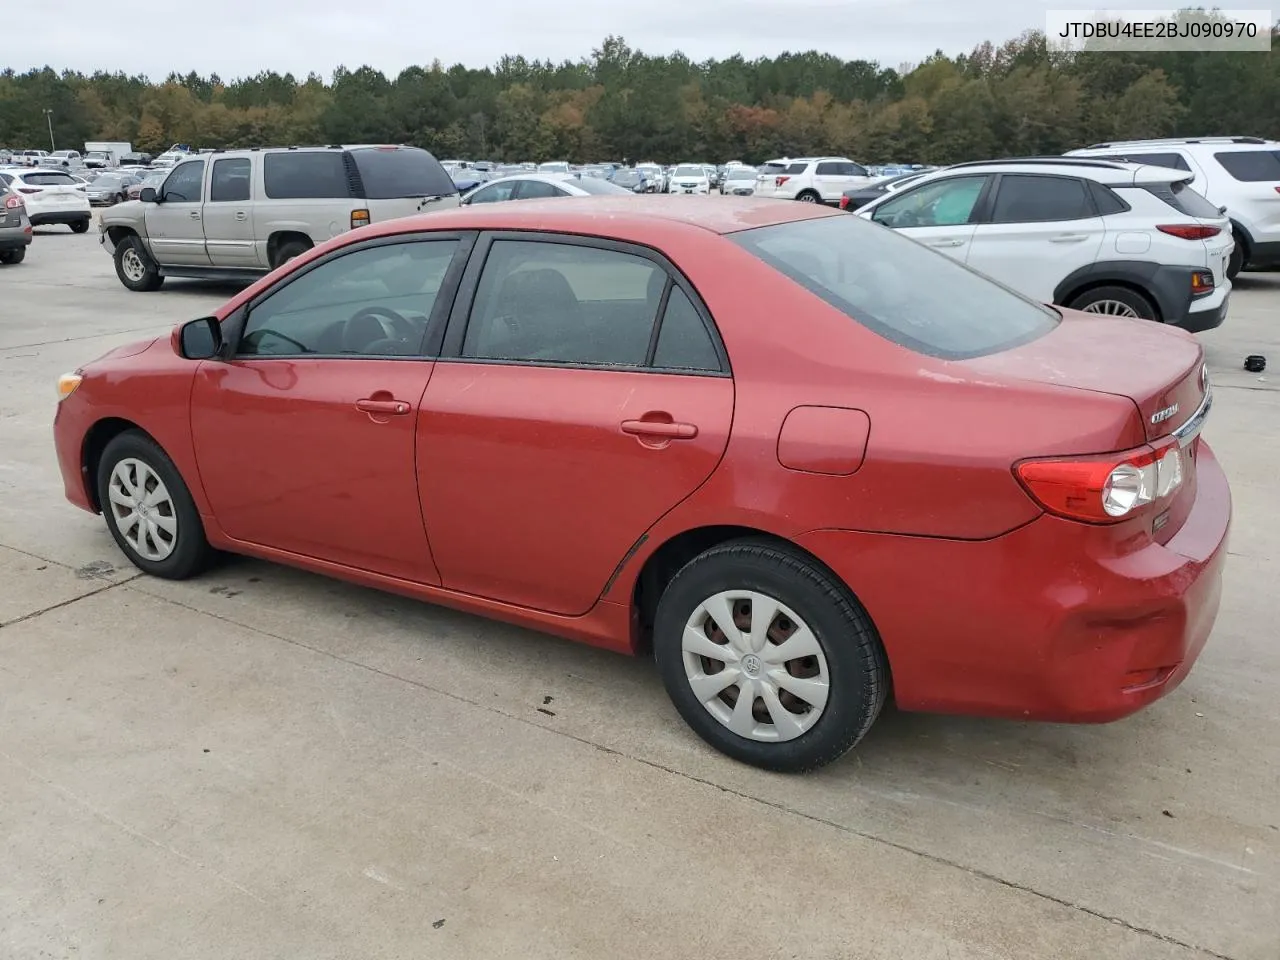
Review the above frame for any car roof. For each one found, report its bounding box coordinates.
[367,195,839,240]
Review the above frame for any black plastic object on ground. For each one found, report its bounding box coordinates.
[1244,355,1266,373]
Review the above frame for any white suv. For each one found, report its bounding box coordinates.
[0,167,92,233]
[754,157,874,204]
[856,158,1233,332]
[1066,137,1280,278]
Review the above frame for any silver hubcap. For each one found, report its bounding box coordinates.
[121,248,146,282]
[1081,299,1140,318]
[107,459,177,561]
[681,591,830,742]
[799,194,817,202]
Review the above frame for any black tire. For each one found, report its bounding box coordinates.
[114,235,164,291]
[1227,234,1245,281]
[796,190,821,203]
[96,430,212,580]
[653,538,890,773]
[1066,285,1157,321]
[272,238,311,269]
[70,218,90,234]
[0,247,25,265]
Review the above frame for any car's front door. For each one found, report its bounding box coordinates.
[418,234,735,615]
[202,157,260,268]
[144,159,210,266]
[189,235,470,582]
[867,174,992,263]
[964,174,1104,303]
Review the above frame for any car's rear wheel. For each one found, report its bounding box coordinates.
[653,539,889,772]
[70,218,90,234]
[1068,285,1157,321]
[96,431,212,580]
[114,236,163,291]
[1227,234,1245,280]
[0,248,25,265]
[796,190,821,203]
[273,239,311,269]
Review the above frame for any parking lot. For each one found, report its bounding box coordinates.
[2,224,1278,960]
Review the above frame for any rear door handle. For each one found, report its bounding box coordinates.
[234,211,248,221]
[355,398,410,416]
[927,238,965,247]
[189,211,201,220]
[621,419,698,439]
[1050,234,1088,243]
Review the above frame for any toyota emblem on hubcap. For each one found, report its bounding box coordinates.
[742,654,762,677]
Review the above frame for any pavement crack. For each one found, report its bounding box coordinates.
[132,585,1237,960]
[0,574,140,629]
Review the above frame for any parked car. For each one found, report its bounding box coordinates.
[1066,136,1280,278]
[51,149,82,166]
[0,168,92,232]
[0,178,33,264]
[720,166,759,196]
[52,196,1228,772]
[754,157,876,204]
[635,164,664,193]
[83,151,114,169]
[856,157,1233,331]
[126,171,167,201]
[99,144,459,290]
[609,169,650,194]
[19,150,49,166]
[537,161,571,175]
[461,173,632,204]
[668,164,712,195]
[838,171,932,210]
[119,153,152,167]
[87,173,133,206]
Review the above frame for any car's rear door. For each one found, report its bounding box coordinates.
[417,232,734,616]
[202,157,260,268]
[964,174,1105,303]
[189,234,472,582]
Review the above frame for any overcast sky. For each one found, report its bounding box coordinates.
[27,0,1189,79]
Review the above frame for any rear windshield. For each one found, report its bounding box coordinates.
[572,177,631,195]
[730,215,1059,360]
[264,152,350,200]
[349,146,457,199]
[1214,149,1280,182]
[1129,180,1223,219]
[760,162,788,174]
[24,172,76,185]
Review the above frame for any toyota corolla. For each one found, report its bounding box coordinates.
[53,197,1230,772]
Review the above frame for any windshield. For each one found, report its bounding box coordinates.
[731,215,1059,360]
[674,166,704,177]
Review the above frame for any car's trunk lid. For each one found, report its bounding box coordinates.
[963,309,1206,444]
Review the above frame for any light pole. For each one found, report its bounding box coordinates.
[43,109,55,152]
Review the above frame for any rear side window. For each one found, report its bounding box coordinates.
[263,152,350,200]
[787,163,808,174]
[760,163,787,175]
[990,175,1093,223]
[1093,151,1191,172]
[1088,180,1130,215]
[210,158,251,202]
[816,162,841,175]
[1129,180,1223,218]
[731,215,1059,361]
[652,286,721,372]
[348,147,457,200]
[1213,150,1280,182]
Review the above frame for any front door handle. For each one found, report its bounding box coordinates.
[355,397,410,416]
[189,211,201,220]
[234,211,248,221]
[621,419,698,440]
[927,238,965,247]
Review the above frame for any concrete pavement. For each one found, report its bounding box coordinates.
[1,226,1277,960]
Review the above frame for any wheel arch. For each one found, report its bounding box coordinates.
[1054,262,1165,321]
[266,230,314,268]
[104,224,141,249]
[81,417,152,512]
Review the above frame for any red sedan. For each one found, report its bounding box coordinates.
[53,197,1230,771]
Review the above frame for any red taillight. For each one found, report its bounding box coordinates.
[775,176,790,187]
[4,195,21,209]
[1015,439,1186,524]
[838,196,850,210]
[1157,224,1221,240]
[18,187,41,195]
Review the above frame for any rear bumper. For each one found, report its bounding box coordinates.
[1180,292,1229,333]
[797,442,1231,723]
[30,211,91,226]
[0,227,32,250]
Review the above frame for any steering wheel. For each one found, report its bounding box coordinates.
[348,306,414,339]
[244,329,309,353]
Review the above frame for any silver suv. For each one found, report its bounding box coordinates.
[100,144,459,291]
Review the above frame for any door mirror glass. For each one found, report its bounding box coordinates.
[179,316,222,360]
[139,187,157,203]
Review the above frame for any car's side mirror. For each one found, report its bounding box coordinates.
[139,187,158,203]
[178,316,222,360]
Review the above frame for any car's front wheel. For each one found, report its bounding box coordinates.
[654,539,889,772]
[114,235,164,291]
[70,218,90,234]
[96,431,213,579]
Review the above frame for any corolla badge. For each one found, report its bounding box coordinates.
[1151,403,1180,425]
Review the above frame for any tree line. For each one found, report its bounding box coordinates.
[1,27,1278,165]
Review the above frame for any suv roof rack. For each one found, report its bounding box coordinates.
[945,157,1133,171]
[1084,136,1269,148]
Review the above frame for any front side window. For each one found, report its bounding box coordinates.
[731,214,1059,360]
[238,240,460,357]
[210,158,251,202]
[816,162,841,175]
[872,175,988,228]
[462,240,667,366]
[467,182,519,204]
[161,161,204,203]
[989,175,1093,223]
